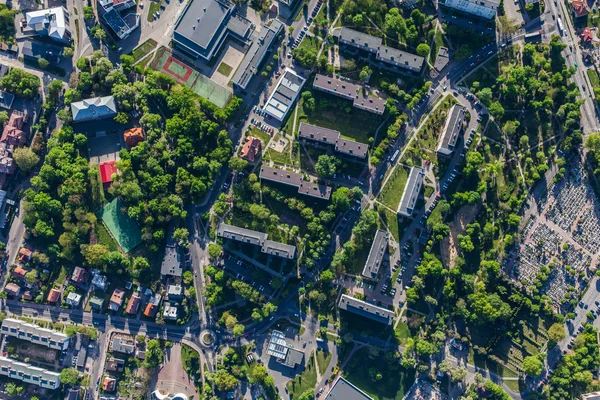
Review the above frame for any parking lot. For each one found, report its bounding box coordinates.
[221,254,274,298]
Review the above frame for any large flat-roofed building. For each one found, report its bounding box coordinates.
[439,0,499,19]
[338,28,424,73]
[259,165,332,200]
[98,0,140,40]
[312,74,386,115]
[217,223,296,259]
[172,0,252,61]
[0,357,60,389]
[326,377,373,400]
[437,104,465,156]
[582,393,600,400]
[232,20,283,90]
[267,330,305,369]
[338,294,393,325]
[298,122,368,159]
[1,318,69,351]
[361,230,389,280]
[397,166,424,217]
[262,69,305,121]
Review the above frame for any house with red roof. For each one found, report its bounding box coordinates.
[124,127,144,148]
[240,136,261,163]
[99,161,118,189]
[582,27,594,44]
[572,0,589,18]
[125,293,141,315]
[47,288,61,303]
[0,111,26,147]
[18,248,32,263]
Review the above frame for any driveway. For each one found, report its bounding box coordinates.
[149,343,196,398]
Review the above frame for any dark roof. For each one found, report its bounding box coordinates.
[339,294,393,325]
[398,167,424,216]
[259,165,332,199]
[21,40,62,63]
[339,27,382,50]
[263,239,296,259]
[298,122,368,159]
[361,230,389,279]
[376,45,424,71]
[313,74,357,99]
[232,20,283,89]
[0,91,14,110]
[335,137,368,158]
[352,93,386,114]
[437,104,465,154]
[217,223,296,259]
[76,348,87,368]
[298,181,332,200]
[326,377,373,400]
[283,348,305,368]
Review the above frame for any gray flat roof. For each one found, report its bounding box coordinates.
[283,348,305,368]
[298,181,332,200]
[217,223,267,246]
[339,27,382,50]
[376,45,424,70]
[217,223,296,259]
[174,0,232,50]
[339,294,393,325]
[437,104,465,154]
[353,93,387,115]
[263,69,306,121]
[313,74,357,99]
[397,167,424,217]
[361,230,389,279]
[298,122,368,159]
[260,165,303,187]
[232,20,283,89]
[326,377,373,400]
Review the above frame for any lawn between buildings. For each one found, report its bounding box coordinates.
[378,165,409,212]
[131,39,158,63]
[286,351,317,398]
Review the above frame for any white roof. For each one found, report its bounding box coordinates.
[0,356,60,389]
[67,292,81,302]
[26,7,69,41]
[2,318,69,344]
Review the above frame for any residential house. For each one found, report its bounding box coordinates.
[22,40,63,64]
[1,112,26,147]
[24,7,71,44]
[143,294,162,318]
[240,136,261,162]
[135,350,146,359]
[12,265,29,280]
[22,291,32,301]
[572,0,589,17]
[582,27,594,44]
[70,96,117,123]
[66,292,81,307]
[102,377,116,392]
[71,266,88,286]
[99,161,118,189]
[47,288,61,303]
[89,296,104,311]
[167,284,183,301]
[160,232,182,279]
[0,90,14,110]
[17,247,32,263]
[0,356,61,389]
[125,293,141,314]
[4,283,20,297]
[109,288,125,311]
[91,272,108,291]
[124,127,144,147]
[163,303,178,320]
[2,318,70,350]
[105,357,125,373]
[111,336,135,354]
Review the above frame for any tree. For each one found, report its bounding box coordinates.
[489,101,505,120]
[232,323,244,337]
[92,26,107,41]
[25,270,37,285]
[59,368,80,386]
[297,389,315,400]
[37,58,49,69]
[83,6,94,19]
[12,148,40,173]
[359,65,372,81]
[63,47,74,57]
[145,339,164,367]
[114,112,129,124]
[183,270,194,285]
[548,323,566,344]
[173,227,190,248]
[5,383,23,396]
[523,354,544,376]
[212,369,238,391]
[229,156,248,172]
[1,68,41,97]
[478,87,493,106]
[208,243,222,259]
[416,43,430,57]
[315,155,340,178]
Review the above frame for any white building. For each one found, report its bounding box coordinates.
[163,304,178,320]
[66,292,82,307]
[0,357,60,389]
[1,318,69,351]
[25,7,71,44]
[262,69,306,121]
[397,167,425,217]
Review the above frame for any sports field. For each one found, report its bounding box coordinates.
[151,47,231,108]
[98,198,143,253]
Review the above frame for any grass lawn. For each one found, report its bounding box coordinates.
[53,265,68,288]
[346,245,369,275]
[181,344,201,380]
[247,127,272,147]
[147,0,162,22]
[94,222,119,252]
[131,39,158,63]
[217,62,233,76]
[89,164,105,210]
[264,135,300,168]
[286,351,317,398]
[504,379,520,392]
[316,349,332,375]
[343,347,415,400]
[588,68,600,88]
[423,185,434,198]
[137,53,154,69]
[394,321,411,346]
[431,29,444,64]
[378,166,409,211]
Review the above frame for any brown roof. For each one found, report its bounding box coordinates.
[573,0,589,17]
[12,266,29,279]
[124,127,144,147]
[144,303,158,318]
[583,27,593,42]
[47,288,61,303]
[18,247,32,262]
[22,290,32,300]
[240,136,261,162]
[5,283,20,296]
[0,112,25,147]
[125,294,141,314]
[110,288,125,306]
[71,267,88,284]
[105,357,125,372]
[102,377,116,392]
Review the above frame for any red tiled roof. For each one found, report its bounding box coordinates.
[18,247,32,262]
[240,136,261,162]
[110,288,125,306]
[573,0,589,17]
[102,377,116,392]
[144,303,158,318]
[12,266,29,279]
[126,294,141,314]
[71,267,88,284]
[0,112,25,147]
[47,288,61,303]
[5,283,20,296]
[124,127,144,147]
[583,27,593,42]
[99,161,118,184]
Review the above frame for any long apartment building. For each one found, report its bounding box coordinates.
[259,165,332,200]
[217,223,296,259]
[0,356,61,389]
[263,69,306,121]
[437,104,465,156]
[2,318,70,351]
[298,122,368,159]
[397,166,425,217]
[361,230,389,280]
[313,74,386,115]
[438,0,500,19]
[338,294,394,326]
[338,28,424,73]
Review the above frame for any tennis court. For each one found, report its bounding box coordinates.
[151,47,231,108]
[98,198,143,253]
